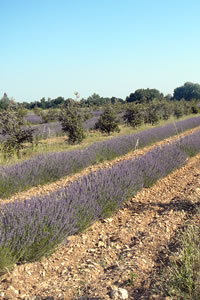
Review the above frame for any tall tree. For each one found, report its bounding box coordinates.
[126,88,163,103]
[173,82,200,101]
[0,93,11,109]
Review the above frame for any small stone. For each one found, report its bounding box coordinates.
[118,288,128,299]
[98,240,105,247]
[20,295,27,299]
[110,286,128,299]
[8,285,19,295]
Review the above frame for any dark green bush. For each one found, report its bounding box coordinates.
[123,104,144,128]
[0,103,35,158]
[95,106,120,135]
[59,103,86,144]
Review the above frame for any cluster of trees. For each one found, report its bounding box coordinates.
[126,88,164,103]
[21,94,124,110]
[23,96,65,109]
[1,82,200,111]
[59,101,120,143]
[0,81,200,157]
[173,82,200,101]
[123,99,199,128]
[126,82,200,103]
[0,99,121,157]
[79,93,123,107]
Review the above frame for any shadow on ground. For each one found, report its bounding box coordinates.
[122,199,200,299]
[126,196,200,216]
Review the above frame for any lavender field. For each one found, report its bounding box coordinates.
[0,115,200,198]
[0,128,200,273]
[24,113,44,125]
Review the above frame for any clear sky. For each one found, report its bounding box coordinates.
[0,0,200,102]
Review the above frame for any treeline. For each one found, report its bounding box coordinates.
[0,93,199,158]
[123,99,199,128]
[21,94,124,110]
[1,81,200,110]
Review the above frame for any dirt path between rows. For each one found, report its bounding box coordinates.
[0,153,200,299]
[1,125,200,205]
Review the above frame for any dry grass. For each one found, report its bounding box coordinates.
[0,113,197,165]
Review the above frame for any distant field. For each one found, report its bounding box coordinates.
[0,113,198,165]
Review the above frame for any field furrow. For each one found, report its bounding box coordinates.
[0,153,200,299]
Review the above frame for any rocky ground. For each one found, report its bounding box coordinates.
[0,127,200,299]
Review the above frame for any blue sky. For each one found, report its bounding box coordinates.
[0,0,200,102]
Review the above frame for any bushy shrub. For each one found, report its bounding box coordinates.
[174,103,184,119]
[159,101,173,120]
[145,101,162,125]
[123,104,144,128]
[95,106,120,135]
[59,103,86,144]
[39,108,59,123]
[0,103,35,158]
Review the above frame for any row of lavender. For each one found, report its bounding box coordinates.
[0,116,99,142]
[0,121,63,143]
[0,116,200,198]
[31,115,99,139]
[32,116,99,139]
[24,111,103,127]
[0,129,200,273]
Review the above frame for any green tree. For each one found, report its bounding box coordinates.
[126,88,163,103]
[123,104,144,128]
[59,103,85,144]
[191,102,199,114]
[95,106,120,135]
[173,82,200,101]
[0,93,11,110]
[0,103,35,158]
[144,101,161,125]
[181,100,192,115]
[39,108,59,123]
[173,103,184,119]
[158,100,173,120]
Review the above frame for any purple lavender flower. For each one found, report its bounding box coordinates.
[0,116,200,198]
[0,133,193,271]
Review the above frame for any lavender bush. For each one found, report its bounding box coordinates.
[82,116,100,130]
[32,122,63,139]
[24,113,44,125]
[179,130,200,157]
[0,122,63,142]
[1,130,199,273]
[33,116,100,136]
[1,116,200,198]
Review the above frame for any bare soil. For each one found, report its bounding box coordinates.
[0,128,200,299]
